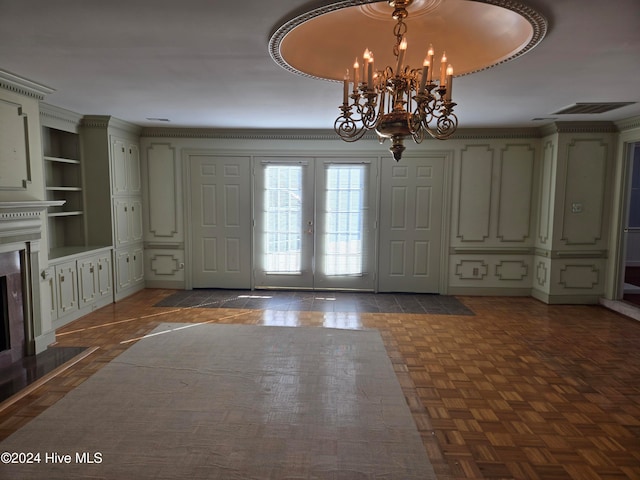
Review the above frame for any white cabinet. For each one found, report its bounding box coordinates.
[54,261,78,316]
[114,197,143,247]
[47,248,114,328]
[111,137,141,196]
[115,245,144,298]
[81,116,145,302]
[78,252,112,308]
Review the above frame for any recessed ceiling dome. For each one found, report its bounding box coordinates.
[269,0,547,82]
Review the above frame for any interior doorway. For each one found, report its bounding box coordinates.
[622,143,640,306]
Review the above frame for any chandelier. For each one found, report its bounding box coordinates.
[335,0,456,161]
[269,0,547,162]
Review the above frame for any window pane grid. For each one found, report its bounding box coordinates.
[264,165,302,273]
[324,165,366,276]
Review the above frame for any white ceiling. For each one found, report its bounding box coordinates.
[1,0,639,130]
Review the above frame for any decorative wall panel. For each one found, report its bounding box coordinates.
[147,143,178,238]
[537,140,555,246]
[497,144,534,242]
[455,259,488,279]
[559,264,600,289]
[0,99,31,190]
[457,145,493,242]
[561,139,608,245]
[536,260,548,288]
[495,260,528,281]
[150,254,181,276]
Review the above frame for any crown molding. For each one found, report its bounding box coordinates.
[140,128,340,140]
[616,116,640,132]
[0,70,55,100]
[140,126,542,140]
[539,121,618,136]
[40,103,83,131]
[81,115,142,135]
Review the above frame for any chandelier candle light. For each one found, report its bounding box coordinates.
[335,0,458,161]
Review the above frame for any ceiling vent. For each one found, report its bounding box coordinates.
[552,102,635,115]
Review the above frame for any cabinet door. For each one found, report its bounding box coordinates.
[128,144,141,195]
[111,138,128,195]
[96,254,113,298]
[131,246,144,284]
[78,258,97,307]
[130,198,143,243]
[115,249,132,292]
[114,199,131,247]
[55,262,78,316]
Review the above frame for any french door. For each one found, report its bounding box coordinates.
[253,157,377,290]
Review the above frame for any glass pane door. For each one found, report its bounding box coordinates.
[254,159,314,288]
[315,160,376,290]
[254,157,376,290]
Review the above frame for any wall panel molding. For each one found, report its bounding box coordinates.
[497,144,535,242]
[456,145,493,242]
[147,143,179,239]
[560,138,608,245]
[495,260,529,281]
[0,99,31,190]
[559,264,600,289]
[537,140,555,245]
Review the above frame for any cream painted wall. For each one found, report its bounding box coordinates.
[532,125,617,304]
[140,130,550,296]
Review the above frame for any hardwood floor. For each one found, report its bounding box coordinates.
[1,289,639,479]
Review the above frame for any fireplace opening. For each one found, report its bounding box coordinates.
[0,276,9,352]
[0,251,26,368]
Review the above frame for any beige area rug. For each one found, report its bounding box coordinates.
[0,324,436,479]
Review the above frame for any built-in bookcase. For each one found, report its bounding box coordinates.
[42,126,85,256]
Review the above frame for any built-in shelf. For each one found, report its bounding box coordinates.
[48,211,83,218]
[42,125,85,254]
[43,156,81,165]
[46,187,83,192]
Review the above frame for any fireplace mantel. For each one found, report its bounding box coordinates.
[0,201,64,243]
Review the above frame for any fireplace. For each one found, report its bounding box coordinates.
[0,201,63,363]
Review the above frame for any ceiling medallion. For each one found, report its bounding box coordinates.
[269,0,547,160]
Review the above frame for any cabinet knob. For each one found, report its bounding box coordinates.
[60,275,65,282]
[99,264,103,270]
[124,206,128,212]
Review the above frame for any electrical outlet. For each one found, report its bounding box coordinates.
[571,202,583,213]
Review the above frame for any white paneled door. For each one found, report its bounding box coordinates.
[254,157,377,290]
[378,155,446,293]
[190,155,252,289]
